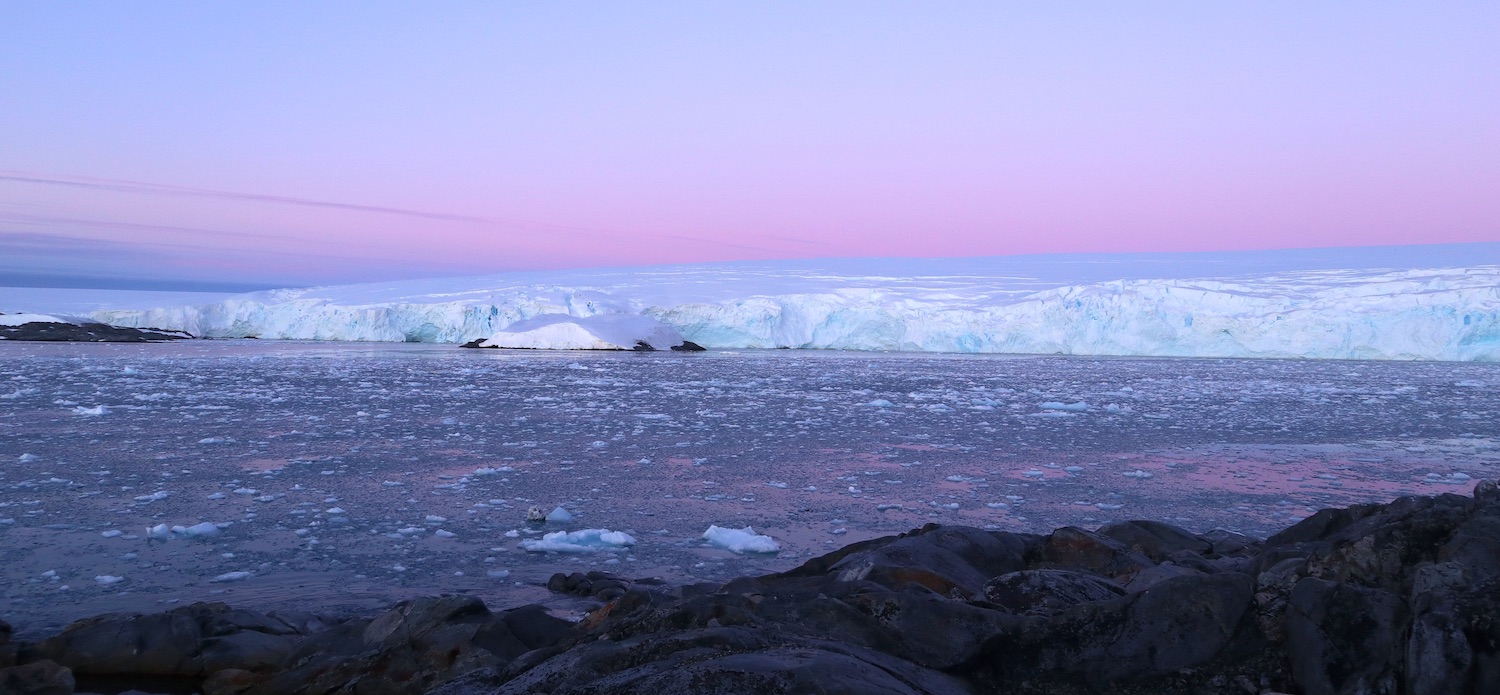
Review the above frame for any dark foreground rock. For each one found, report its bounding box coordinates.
[5,482,1500,694]
[0,317,191,342]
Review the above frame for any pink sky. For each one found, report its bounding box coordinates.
[2,3,1497,289]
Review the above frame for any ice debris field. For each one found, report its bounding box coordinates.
[5,244,1500,360]
[1,340,1497,635]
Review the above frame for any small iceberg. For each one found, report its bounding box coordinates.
[544,506,575,523]
[519,528,636,553]
[702,525,781,554]
[172,522,222,538]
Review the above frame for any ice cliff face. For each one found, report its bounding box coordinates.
[91,259,1500,361]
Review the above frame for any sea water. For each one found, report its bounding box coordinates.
[1,340,1496,636]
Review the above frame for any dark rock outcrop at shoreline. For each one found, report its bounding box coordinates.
[0,316,191,342]
[3,483,1499,694]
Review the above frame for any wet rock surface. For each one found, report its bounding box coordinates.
[4,484,1500,694]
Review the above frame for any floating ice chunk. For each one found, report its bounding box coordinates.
[472,467,501,476]
[765,481,789,489]
[1022,470,1045,478]
[434,529,457,538]
[382,480,403,487]
[134,491,170,502]
[232,488,258,495]
[101,530,123,538]
[172,522,221,538]
[95,575,125,585]
[18,453,39,463]
[702,525,780,554]
[1122,470,1154,479]
[0,519,13,525]
[520,528,636,553]
[985,502,1009,509]
[877,504,903,511]
[545,506,574,523]
[74,405,110,416]
[326,507,346,515]
[397,527,423,535]
[863,399,895,407]
[425,515,447,523]
[1039,401,1088,412]
[1064,466,1085,473]
[486,569,511,579]
[1452,472,1472,481]
[198,437,226,444]
[211,571,253,583]
[147,524,171,539]
[206,492,226,500]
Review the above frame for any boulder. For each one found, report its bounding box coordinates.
[1286,577,1406,695]
[983,570,1125,616]
[975,572,1257,686]
[1032,526,1155,582]
[35,610,204,676]
[0,660,74,695]
[1097,520,1211,561]
[818,526,1032,597]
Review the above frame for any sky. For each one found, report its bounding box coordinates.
[2,3,1498,290]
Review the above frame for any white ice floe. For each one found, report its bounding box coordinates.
[94,575,125,585]
[545,506,575,523]
[73,405,110,416]
[702,525,781,554]
[519,529,636,553]
[211,571,253,583]
[1122,470,1155,479]
[424,515,447,523]
[206,492,226,500]
[1039,401,1089,412]
[326,507,346,514]
[18,453,39,463]
[134,491,170,502]
[172,522,222,538]
[434,529,457,538]
[863,399,895,407]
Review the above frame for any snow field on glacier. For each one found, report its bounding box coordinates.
[1,340,1498,634]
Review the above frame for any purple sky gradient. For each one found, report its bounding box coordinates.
[2,3,1497,289]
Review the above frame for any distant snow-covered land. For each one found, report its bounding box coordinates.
[4,245,1499,360]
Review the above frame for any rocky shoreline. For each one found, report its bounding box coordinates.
[0,317,191,343]
[3,483,1497,695]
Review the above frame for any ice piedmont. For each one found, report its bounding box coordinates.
[468,313,686,351]
[86,253,1500,360]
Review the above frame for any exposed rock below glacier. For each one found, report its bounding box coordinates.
[0,312,190,342]
[5,484,1500,694]
[461,313,692,351]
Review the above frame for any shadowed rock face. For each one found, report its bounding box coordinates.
[4,483,1500,695]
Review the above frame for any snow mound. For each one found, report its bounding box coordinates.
[473,313,685,351]
[703,525,781,554]
[519,528,636,553]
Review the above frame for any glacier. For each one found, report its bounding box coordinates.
[4,245,1500,360]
